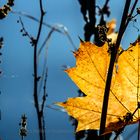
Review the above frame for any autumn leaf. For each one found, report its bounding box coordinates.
[57,39,140,134]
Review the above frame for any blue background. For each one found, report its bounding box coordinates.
[0,0,140,140]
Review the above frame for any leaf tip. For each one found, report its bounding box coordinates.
[55,101,67,107]
[78,36,84,43]
[64,69,69,73]
[64,68,72,74]
[72,51,79,57]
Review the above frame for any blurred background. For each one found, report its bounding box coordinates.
[0,0,140,140]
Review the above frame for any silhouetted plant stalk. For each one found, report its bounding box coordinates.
[18,17,35,45]
[18,4,46,140]
[78,0,110,42]
[12,11,76,50]
[76,0,111,139]
[33,0,46,140]
[78,0,96,41]
[17,4,76,140]
[77,0,139,139]
[100,0,139,139]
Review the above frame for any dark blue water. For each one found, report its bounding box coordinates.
[0,0,140,140]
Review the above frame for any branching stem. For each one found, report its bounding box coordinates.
[33,0,45,140]
[99,0,135,137]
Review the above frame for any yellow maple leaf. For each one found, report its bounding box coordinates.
[57,39,140,134]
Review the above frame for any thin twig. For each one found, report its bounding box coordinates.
[124,0,138,32]
[38,31,51,94]
[104,0,109,6]
[37,26,76,94]
[12,11,77,50]
[38,28,55,56]
[12,11,63,33]
[19,17,32,40]
[41,68,48,113]
[99,0,110,25]
[42,114,46,140]
[41,69,48,140]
